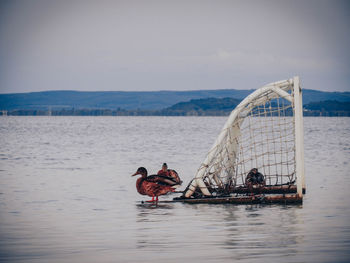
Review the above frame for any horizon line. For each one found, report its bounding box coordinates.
[1,87,349,95]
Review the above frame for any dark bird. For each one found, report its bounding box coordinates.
[131,167,181,202]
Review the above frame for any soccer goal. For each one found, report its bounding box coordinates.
[184,76,305,199]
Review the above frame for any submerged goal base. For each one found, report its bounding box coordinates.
[168,194,302,205]
[229,185,306,194]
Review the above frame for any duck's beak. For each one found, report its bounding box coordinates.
[131,172,138,177]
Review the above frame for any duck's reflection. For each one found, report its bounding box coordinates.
[136,202,174,212]
[135,202,175,249]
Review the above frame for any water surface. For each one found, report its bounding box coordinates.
[0,117,349,262]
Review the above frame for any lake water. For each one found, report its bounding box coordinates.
[0,116,349,263]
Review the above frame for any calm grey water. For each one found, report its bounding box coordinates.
[0,116,349,263]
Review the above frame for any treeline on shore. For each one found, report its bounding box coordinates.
[0,108,234,116]
[1,99,349,117]
[2,108,349,117]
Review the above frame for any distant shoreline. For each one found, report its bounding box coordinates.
[1,109,349,117]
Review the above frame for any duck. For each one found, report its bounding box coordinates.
[131,167,181,202]
[158,169,182,185]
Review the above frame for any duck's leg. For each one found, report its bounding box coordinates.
[146,196,155,202]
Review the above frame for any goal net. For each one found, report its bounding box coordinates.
[184,77,305,198]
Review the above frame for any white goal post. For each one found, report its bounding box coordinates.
[184,76,305,198]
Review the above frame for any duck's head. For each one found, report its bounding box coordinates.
[131,167,148,177]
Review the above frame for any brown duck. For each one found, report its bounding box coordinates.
[131,167,181,202]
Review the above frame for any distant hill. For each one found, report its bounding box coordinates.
[162,98,350,116]
[303,100,350,116]
[160,97,241,116]
[302,89,350,104]
[3,97,349,116]
[0,89,349,111]
[0,90,253,111]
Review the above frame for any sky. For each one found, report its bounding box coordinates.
[0,0,349,93]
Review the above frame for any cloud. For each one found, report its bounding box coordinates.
[213,49,334,72]
[152,48,335,76]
